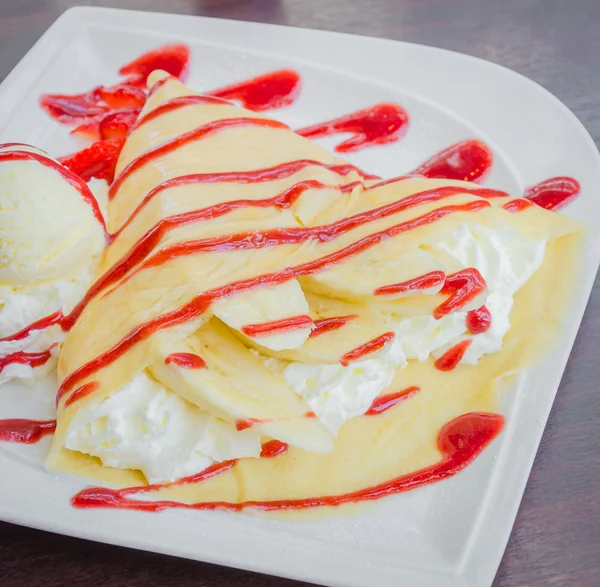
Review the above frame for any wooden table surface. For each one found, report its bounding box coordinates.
[1,0,599,586]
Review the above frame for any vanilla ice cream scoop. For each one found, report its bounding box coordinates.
[0,143,106,385]
[0,144,106,285]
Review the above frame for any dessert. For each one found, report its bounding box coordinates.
[0,44,585,515]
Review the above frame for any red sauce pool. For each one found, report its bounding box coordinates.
[413,140,493,183]
[210,70,301,111]
[524,177,580,211]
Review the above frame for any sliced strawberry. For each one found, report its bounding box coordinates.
[71,108,141,140]
[119,44,190,82]
[40,88,108,123]
[97,83,146,109]
[99,109,141,139]
[59,138,125,183]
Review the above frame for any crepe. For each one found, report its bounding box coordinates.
[47,71,583,506]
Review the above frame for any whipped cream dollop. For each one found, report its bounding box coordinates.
[0,146,106,385]
[263,220,546,433]
[65,372,262,483]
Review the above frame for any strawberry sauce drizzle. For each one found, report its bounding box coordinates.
[503,199,533,212]
[58,199,490,400]
[64,382,99,408]
[210,70,301,111]
[108,117,289,199]
[413,140,493,183]
[374,270,446,296]
[134,95,231,130]
[164,353,207,369]
[0,349,53,374]
[0,312,62,343]
[260,440,288,458]
[71,412,504,512]
[365,386,420,416]
[435,340,473,371]
[340,332,395,367]
[65,185,495,335]
[112,159,372,239]
[434,268,487,319]
[241,315,313,338]
[297,103,409,153]
[0,419,56,444]
[466,306,492,334]
[309,315,357,338]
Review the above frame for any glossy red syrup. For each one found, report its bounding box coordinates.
[309,315,357,338]
[466,306,492,334]
[66,181,359,330]
[413,140,493,183]
[119,44,190,82]
[524,177,580,211]
[340,332,395,367]
[297,103,409,153]
[71,412,504,512]
[65,184,493,335]
[374,270,445,296]
[109,117,289,199]
[58,199,491,398]
[0,349,53,374]
[114,159,373,237]
[164,353,207,369]
[235,418,264,432]
[503,199,533,212]
[434,268,487,319]
[64,382,99,408]
[241,315,313,338]
[0,312,62,343]
[435,340,473,371]
[0,148,107,233]
[211,70,301,111]
[0,419,56,444]
[365,386,420,416]
[260,440,288,458]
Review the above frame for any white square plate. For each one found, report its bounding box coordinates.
[0,7,599,587]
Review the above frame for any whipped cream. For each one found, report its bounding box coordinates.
[263,221,546,433]
[65,372,262,483]
[0,149,106,385]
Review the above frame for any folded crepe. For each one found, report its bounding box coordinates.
[46,70,583,490]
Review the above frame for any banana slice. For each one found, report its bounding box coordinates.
[301,245,445,302]
[212,280,312,351]
[148,318,334,452]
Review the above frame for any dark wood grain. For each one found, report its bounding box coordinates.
[1,0,599,585]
